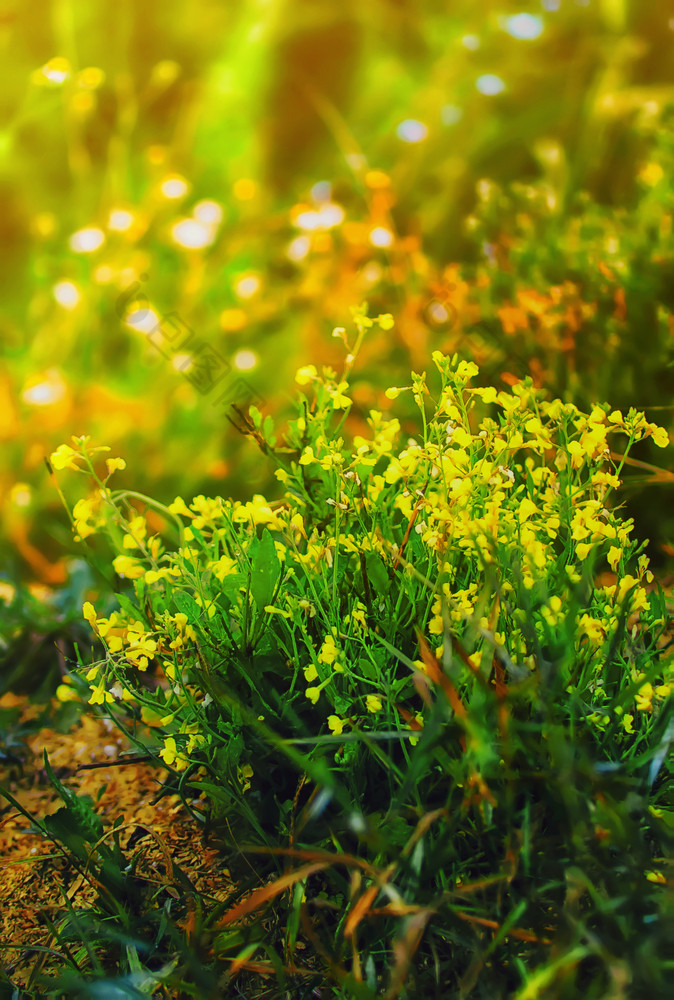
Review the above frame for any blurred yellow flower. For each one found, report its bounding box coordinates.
[296,364,318,386]
[56,683,80,703]
[168,496,193,518]
[328,716,344,735]
[50,445,80,471]
[34,56,71,86]
[112,555,145,579]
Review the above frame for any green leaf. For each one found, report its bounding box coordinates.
[217,573,248,599]
[250,529,280,613]
[365,552,389,598]
[114,592,147,627]
[43,751,103,844]
[173,591,202,623]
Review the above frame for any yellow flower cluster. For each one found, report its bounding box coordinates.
[59,353,671,771]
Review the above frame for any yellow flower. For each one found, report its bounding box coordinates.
[237,763,254,792]
[303,663,319,683]
[73,496,104,539]
[456,360,479,382]
[635,682,654,713]
[649,424,669,448]
[50,444,81,471]
[168,496,193,518]
[265,605,291,618]
[159,737,189,771]
[82,601,97,626]
[56,684,80,703]
[639,162,664,186]
[232,494,284,528]
[377,313,395,330]
[126,631,157,670]
[122,515,147,550]
[327,381,351,409]
[622,714,635,734]
[328,715,344,735]
[106,457,126,475]
[366,694,383,714]
[88,677,114,705]
[518,498,537,523]
[305,686,321,705]
[295,364,318,386]
[607,545,622,571]
[576,542,592,561]
[318,635,338,665]
[112,555,145,579]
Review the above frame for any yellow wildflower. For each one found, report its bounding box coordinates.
[159,737,189,770]
[50,444,81,471]
[56,684,80,703]
[168,496,193,518]
[328,715,344,736]
[82,601,97,626]
[318,635,338,665]
[113,555,145,579]
[295,364,318,386]
[106,457,126,475]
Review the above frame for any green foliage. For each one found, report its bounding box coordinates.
[3,1,674,993]
[40,342,672,996]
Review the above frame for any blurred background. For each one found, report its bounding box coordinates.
[1,0,674,688]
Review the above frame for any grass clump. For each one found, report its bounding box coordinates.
[42,319,673,997]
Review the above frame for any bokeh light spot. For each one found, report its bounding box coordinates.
[193,200,224,225]
[396,119,428,143]
[10,483,32,508]
[287,235,311,261]
[171,218,214,249]
[53,281,81,309]
[34,57,71,85]
[476,74,506,95]
[234,274,261,299]
[293,203,344,230]
[369,227,394,248]
[125,307,160,333]
[311,180,332,203]
[108,209,135,232]
[502,14,544,40]
[160,175,189,199]
[69,227,105,253]
[234,349,258,371]
[22,371,67,406]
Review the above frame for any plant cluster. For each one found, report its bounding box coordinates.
[39,329,672,997]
